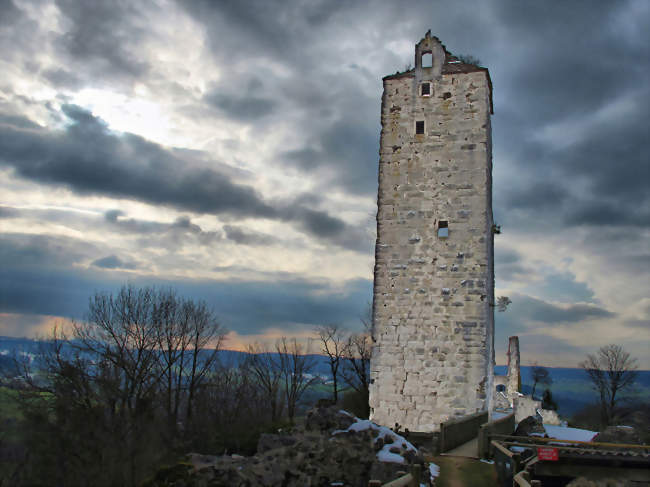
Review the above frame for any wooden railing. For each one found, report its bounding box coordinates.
[439,410,488,452]
[477,412,515,458]
[367,464,424,487]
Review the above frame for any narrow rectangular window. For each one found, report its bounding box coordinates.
[421,82,431,96]
[438,220,448,238]
[422,52,433,68]
[415,120,425,135]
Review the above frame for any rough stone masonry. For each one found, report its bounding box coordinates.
[369,31,495,433]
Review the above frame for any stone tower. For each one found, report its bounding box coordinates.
[369,31,495,432]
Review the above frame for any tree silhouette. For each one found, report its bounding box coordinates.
[580,344,638,427]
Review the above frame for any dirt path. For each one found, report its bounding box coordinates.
[427,455,498,487]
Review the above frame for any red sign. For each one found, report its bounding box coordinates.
[537,447,559,461]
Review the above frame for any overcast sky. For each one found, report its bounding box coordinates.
[0,0,648,367]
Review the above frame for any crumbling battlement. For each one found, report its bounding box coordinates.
[369,31,495,433]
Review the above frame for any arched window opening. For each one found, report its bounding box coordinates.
[422,52,433,68]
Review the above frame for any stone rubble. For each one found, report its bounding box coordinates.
[144,405,431,487]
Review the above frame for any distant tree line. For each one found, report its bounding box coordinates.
[1,285,372,487]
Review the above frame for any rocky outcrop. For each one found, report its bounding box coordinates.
[513,415,546,437]
[593,426,642,445]
[145,406,429,487]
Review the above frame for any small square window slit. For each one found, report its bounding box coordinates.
[438,220,448,238]
[415,120,425,135]
[421,82,431,96]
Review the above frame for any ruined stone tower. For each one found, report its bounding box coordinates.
[506,336,521,398]
[369,31,495,432]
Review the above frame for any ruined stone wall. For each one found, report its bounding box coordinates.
[369,34,494,433]
[506,336,521,398]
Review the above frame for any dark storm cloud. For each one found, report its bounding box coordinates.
[505,181,569,212]
[223,225,279,246]
[177,0,382,196]
[0,0,21,26]
[0,113,40,129]
[54,0,149,81]
[178,0,347,64]
[0,232,372,333]
[0,107,369,251]
[0,205,212,242]
[91,255,138,270]
[490,1,650,232]
[175,277,371,334]
[42,68,84,90]
[506,294,614,326]
[494,247,533,282]
[491,1,646,122]
[103,210,221,244]
[204,80,277,121]
[494,293,616,352]
[1,204,312,251]
[284,120,380,195]
[206,93,276,121]
[500,101,650,230]
[533,272,596,304]
[0,233,94,269]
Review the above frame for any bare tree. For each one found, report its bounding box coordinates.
[153,289,225,427]
[244,342,284,422]
[579,344,638,427]
[342,318,372,417]
[12,285,226,486]
[276,337,317,422]
[530,363,552,399]
[154,289,187,428]
[317,324,347,402]
[191,359,267,454]
[182,299,225,422]
[74,286,164,418]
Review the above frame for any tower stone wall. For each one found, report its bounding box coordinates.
[369,32,495,432]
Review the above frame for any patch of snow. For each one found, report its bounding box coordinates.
[377,449,406,463]
[543,424,597,442]
[332,413,417,464]
[480,459,495,464]
[509,446,526,453]
[429,462,440,479]
[492,411,510,420]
